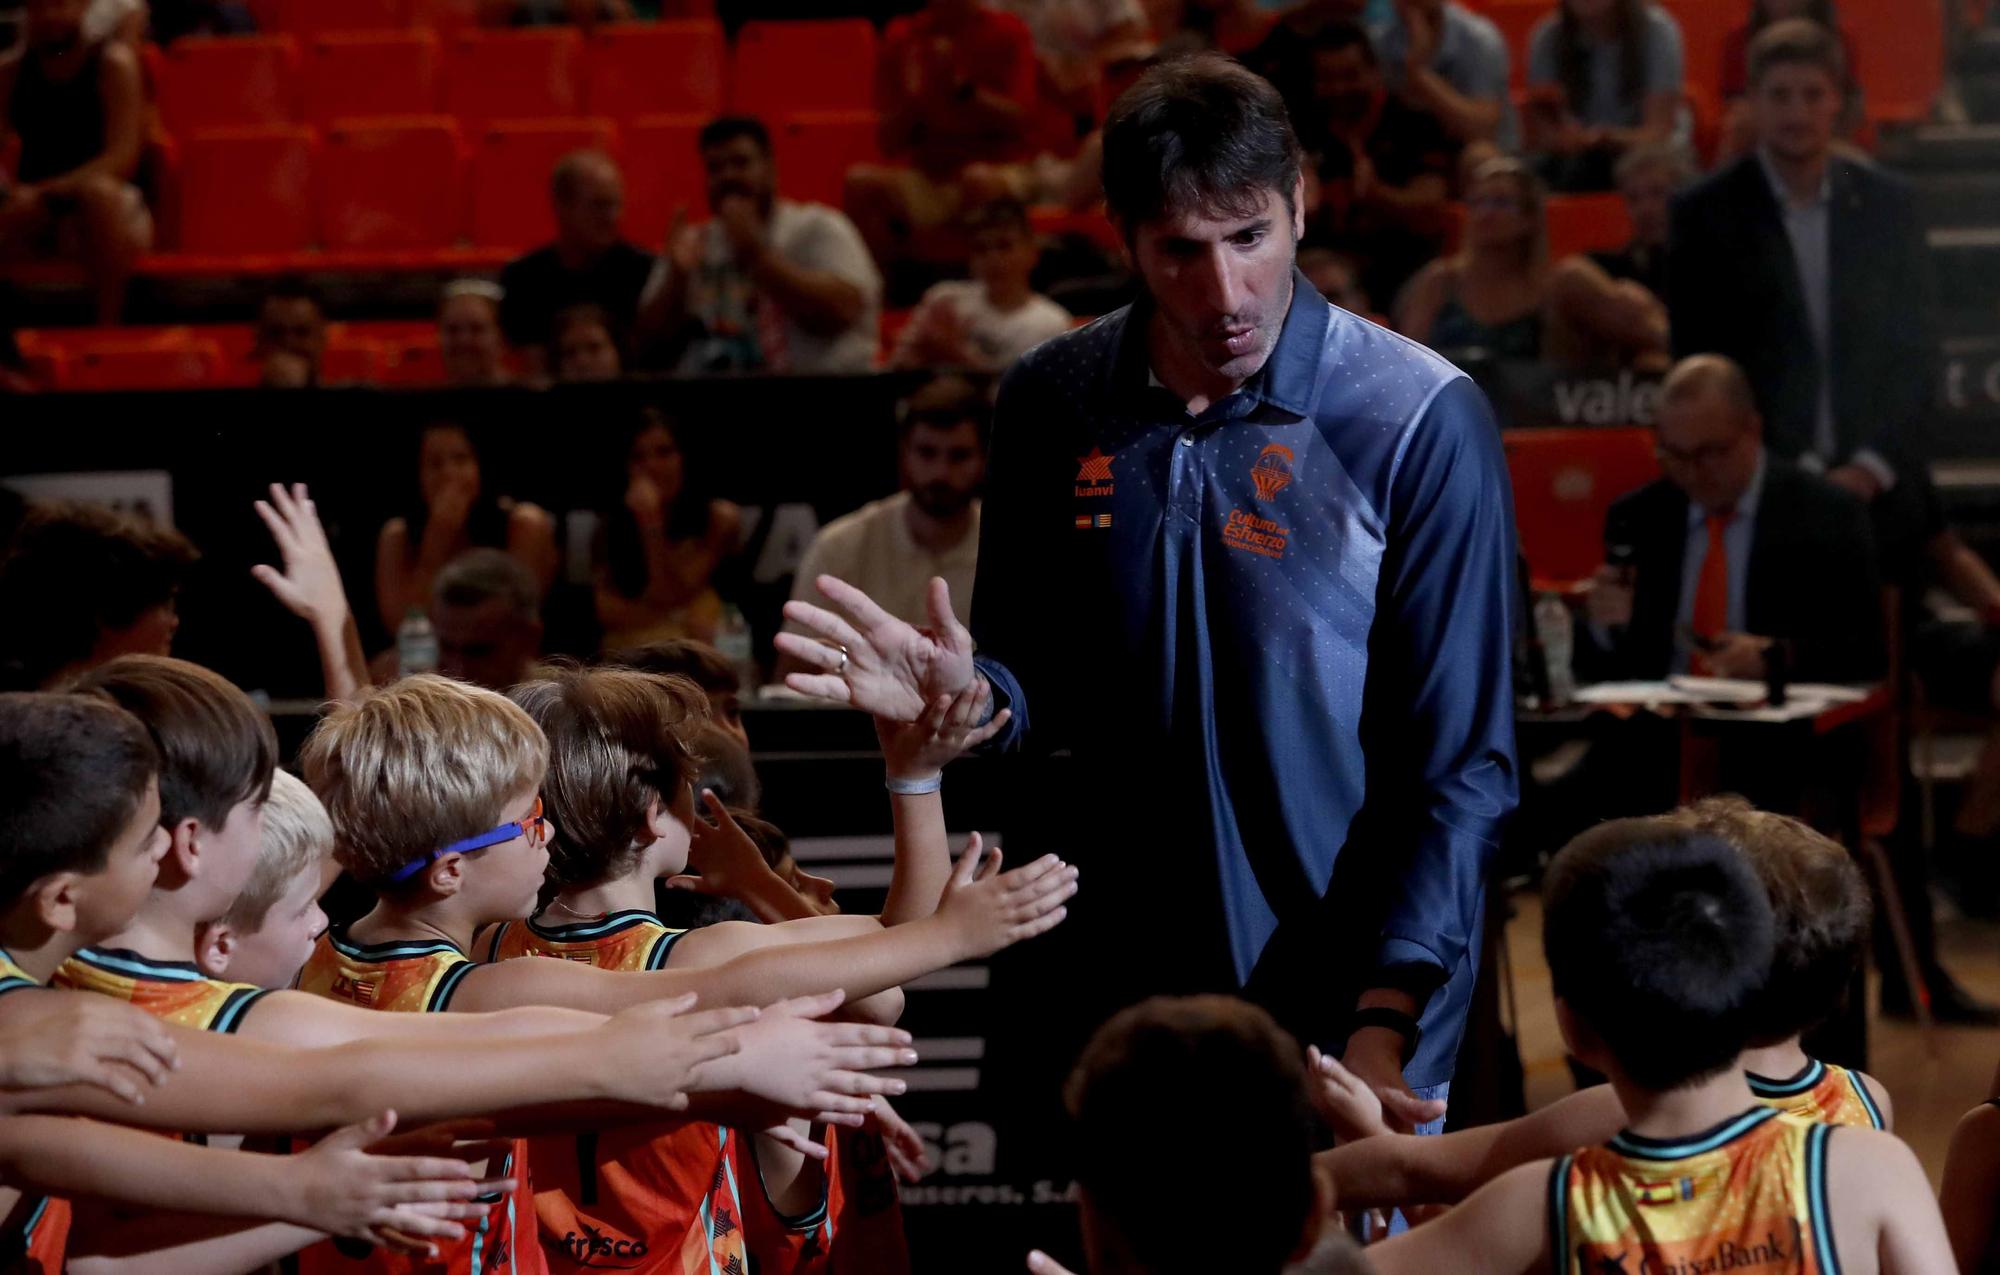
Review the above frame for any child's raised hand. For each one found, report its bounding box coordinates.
[0,995,179,1104]
[935,845,1079,961]
[667,790,788,903]
[868,1094,933,1183]
[251,482,352,632]
[875,680,1011,781]
[1305,1045,1394,1144]
[726,988,916,1117]
[597,994,759,1111]
[283,1110,500,1257]
[1027,1251,1081,1275]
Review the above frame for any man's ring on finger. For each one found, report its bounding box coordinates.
[836,644,849,675]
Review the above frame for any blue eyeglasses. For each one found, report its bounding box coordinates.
[382,797,547,885]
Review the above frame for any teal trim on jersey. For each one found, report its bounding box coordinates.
[1746,1059,1826,1099]
[1807,1124,1841,1275]
[1607,1107,1777,1161]
[1548,1155,1573,1275]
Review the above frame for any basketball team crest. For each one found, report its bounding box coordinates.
[1250,443,1294,501]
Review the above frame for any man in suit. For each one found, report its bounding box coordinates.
[1582,355,1884,686]
[1666,18,1937,549]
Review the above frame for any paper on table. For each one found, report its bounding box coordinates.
[1570,681,1701,705]
[1665,676,1767,703]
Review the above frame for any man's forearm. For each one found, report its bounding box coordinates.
[1404,65,1501,142]
[749,248,863,336]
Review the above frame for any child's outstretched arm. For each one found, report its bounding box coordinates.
[667,790,832,924]
[1366,1160,1554,1275]
[251,482,371,704]
[0,993,178,1105]
[1316,1082,1626,1210]
[1940,1103,2000,1272]
[877,679,1010,927]
[1829,1127,1956,1274]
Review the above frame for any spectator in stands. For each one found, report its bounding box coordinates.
[1668,21,1937,536]
[0,0,151,324]
[1396,157,1668,367]
[1524,0,1688,192]
[374,421,558,632]
[1370,0,1518,148]
[1586,140,1689,302]
[1297,246,1375,319]
[251,278,327,390]
[594,407,742,650]
[1145,0,1278,58]
[1717,0,1862,163]
[0,499,196,690]
[431,548,544,691]
[776,374,985,679]
[81,0,144,45]
[1579,355,1883,684]
[438,279,513,387]
[550,302,622,383]
[1300,21,1458,311]
[991,0,1151,100]
[844,0,1040,274]
[145,0,256,42]
[643,116,881,375]
[891,199,1072,372]
[498,150,653,371]
[604,637,749,749]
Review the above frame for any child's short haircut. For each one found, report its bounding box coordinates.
[221,769,331,934]
[1543,819,1775,1092]
[74,655,277,830]
[1661,797,1871,1045]
[1066,995,1315,1275]
[301,674,548,886]
[0,692,159,904]
[507,665,706,889]
[603,639,740,699]
[694,722,760,813]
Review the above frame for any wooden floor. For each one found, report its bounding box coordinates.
[1505,891,2000,1183]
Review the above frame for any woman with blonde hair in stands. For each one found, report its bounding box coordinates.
[1395,156,1668,370]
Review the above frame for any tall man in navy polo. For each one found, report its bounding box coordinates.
[777,54,1518,1122]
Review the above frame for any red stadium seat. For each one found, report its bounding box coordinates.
[319,117,466,252]
[378,334,446,385]
[582,21,725,119]
[303,31,442,126]
[177,126,317,256]
[730,19,877,116]
[621,114,709,247]
[56,337,223,391]
[1545,193,1634,259]
[771,110,881,208]
[322,338,387,383]
[268,0,408,33]
[1848,0,1944,124]
[1658,0,1730,115]
[445,29,584,128]
[467,118,619,250]
[154,36,302,133]
[1479,0,1545,89]
[1504,427,1662,590]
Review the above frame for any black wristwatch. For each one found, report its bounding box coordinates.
[1348,1006,1423,1067]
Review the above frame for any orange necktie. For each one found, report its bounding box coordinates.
[1691,511,1732,674]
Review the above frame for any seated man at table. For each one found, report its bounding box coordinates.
[1579,353,1884,686]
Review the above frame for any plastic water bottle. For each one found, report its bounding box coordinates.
[715,604,756,690]
[396,607,438,679]
[1533,593,1575,708]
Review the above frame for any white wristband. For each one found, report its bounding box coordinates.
[885,773,943,796]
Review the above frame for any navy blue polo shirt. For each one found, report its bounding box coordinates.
[970,271,1519,1087]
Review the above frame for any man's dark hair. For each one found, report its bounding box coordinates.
[0,502,198,691]
[1315,20,1376,64]
[963,196,1032,237]
[1543,818,1775,1092]
[897,373,992,451]
[1747,16,1846,90]
[434,548,542,621]
[1100,52,1303,231]
[698,115,772,156]
[0,692,160,907]
[74,656,278,832]
[693,722,760,814]
[1066,996,1316,1275]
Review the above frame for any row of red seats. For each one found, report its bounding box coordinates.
[145,110,879,269]
[236,0,715,35]
[149,19,876,136]
[1468,0,1944,127]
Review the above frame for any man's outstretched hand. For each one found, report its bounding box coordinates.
[774,575,977,723]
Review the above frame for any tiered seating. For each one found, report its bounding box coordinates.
[177,126,317,256]
[620,114,709,245]
[729,19,876,116]
[1847,0,1945,124]
[18,321,449,389]
[302,31,442,124]
[444,28,584,126]
[584,21,726,118]
[318,117,467,255]
[1503,427,1662,591]
[152,36,301,133]
[468,118,619,249]
[771,110,882,209]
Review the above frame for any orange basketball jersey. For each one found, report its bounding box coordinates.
[487,910,745,1275]
[1749,1059,1886,1130]
[53,946,272,1033]
[0,951,67,1273]
[741,1124,912,1275]
[296,928,544,1275]
[1551,1106,1838,1275]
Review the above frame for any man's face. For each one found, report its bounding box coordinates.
[74,780,170,944]
[1752,62,1841,165]
[556,321,621,382]
[1618,162,1678,248]
[555,160,624,257]
[433,598,540,691]
[702,137,775,212]
[900,420,986,521]
[259,298,326,364]
[969,224,1037,295]
[1314,45,1382,125]
[1130,183,1303,389]
[215,859,331,990]
[438,298,506,385]
[25,0,85,53]
[1656,391,1761,513]
[93,599,180,667]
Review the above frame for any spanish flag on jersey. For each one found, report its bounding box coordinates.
[0,949,67,1274]
[486,910,747,1275]
[1749,1059,1887,1130]
[296,927,545,1275]
[1551,1106,1839,1275]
